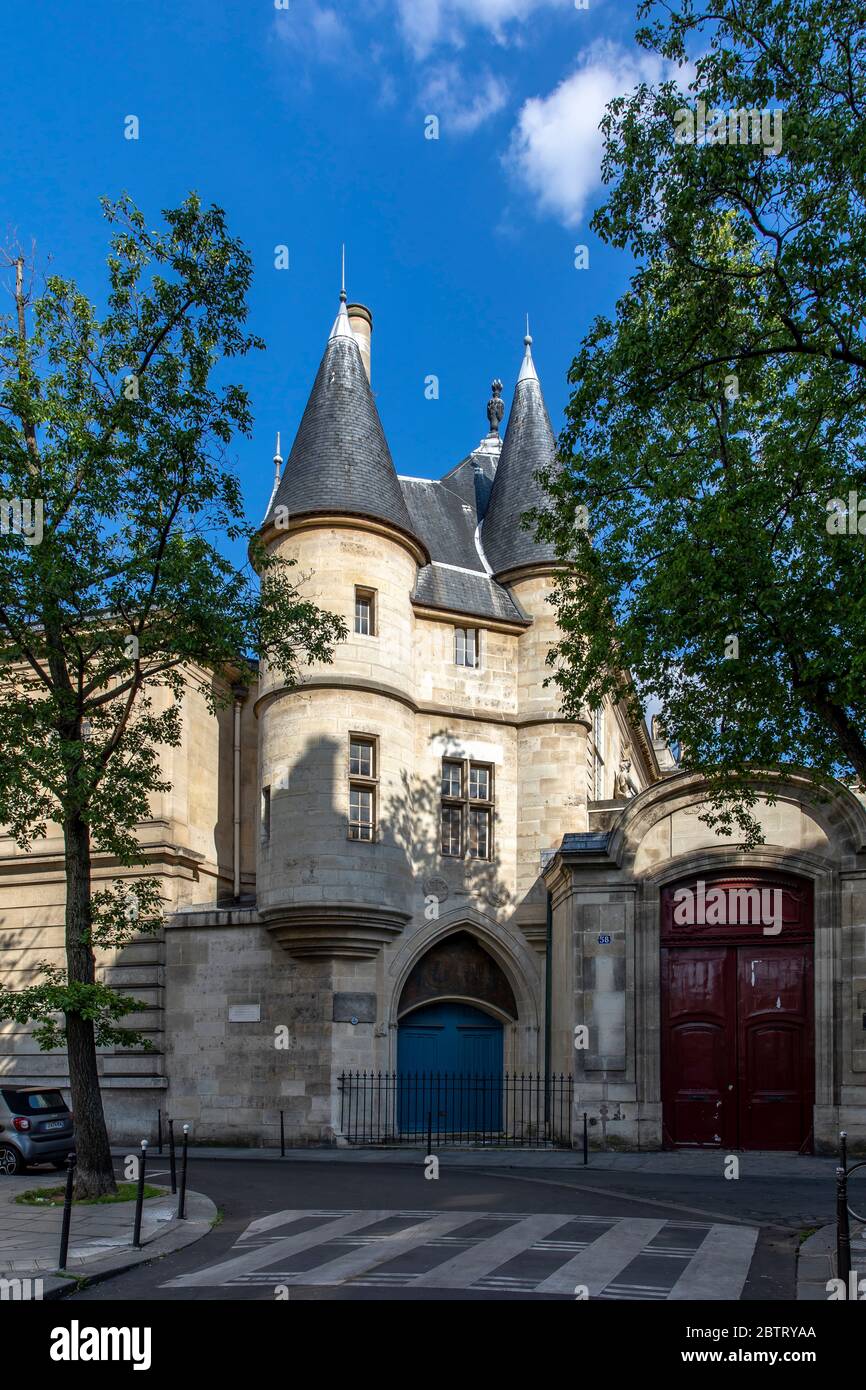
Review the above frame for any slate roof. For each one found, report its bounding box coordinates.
[400,475,481,571]
[264,303,423,550]
[399,445,529,626]
[266,303,553,625]
[481,343,560,578]
[413,563,529,625]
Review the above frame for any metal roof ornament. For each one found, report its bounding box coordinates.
[486,379,505,436]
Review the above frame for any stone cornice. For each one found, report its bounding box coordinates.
[260,902,411,959]
[0,841,209,881]
[259,512,429,567]
[254,675,590,730]
[411,603,529,635]
[493,562,565,586]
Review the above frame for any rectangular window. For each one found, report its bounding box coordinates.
[441,760,462,798]
[348,735,377,841]
[593,707,605,800]
[354,587,376,636]
[261,786,271,843]
[349,787,374,841]
[468,806,491,860]
[455,627,479,668]
[349,738,373,778]
[441,804,463,857]
[440,758,493,860]
[469,764,490,802]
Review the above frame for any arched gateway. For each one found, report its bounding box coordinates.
[543,769,866,1155]
[396,932,516,1134]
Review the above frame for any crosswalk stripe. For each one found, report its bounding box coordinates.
[667,1223,759,1301]
[164,1210,392,1288]
[410,1214,574,1289]
[286,1212,483,1286]
[238,1209,349,1241]
[532,1218,666,1296]
[163,1209,759,1300]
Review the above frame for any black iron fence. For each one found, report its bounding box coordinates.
[338,1071,574,1147]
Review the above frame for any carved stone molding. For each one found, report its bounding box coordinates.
[261,902,411,959]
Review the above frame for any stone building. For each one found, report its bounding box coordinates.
[2,289,865,1154]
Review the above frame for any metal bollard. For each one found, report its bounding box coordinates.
[157,1109,163,1156]
[57,1154,76,1271]
[836,1165,852,1288]
[132,1140,148,1249]
[168,1118,177,1194]
[177,1123,190,1220]
[841,1129,848,1172]
[583,1111,589,1167]
[280,1109,285,1158]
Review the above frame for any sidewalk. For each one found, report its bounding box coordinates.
[797,1224,866,1300]
[0,1172,216,1299]
[125,1142,840,1179]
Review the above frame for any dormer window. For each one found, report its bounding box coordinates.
[354,587,377,637]
[455,627,480,668]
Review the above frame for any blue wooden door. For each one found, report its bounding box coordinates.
[397,1002,503,1134]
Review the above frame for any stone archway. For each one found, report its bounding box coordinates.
[544,768,866,1152]
[386,907,543,1074]
[397,931,518,1022]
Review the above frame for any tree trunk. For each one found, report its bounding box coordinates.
[63,812,117,1198]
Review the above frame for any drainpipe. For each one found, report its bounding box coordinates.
[545,889,553,1117]
[231,685,247,903]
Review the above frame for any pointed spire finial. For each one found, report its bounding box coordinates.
[518,317,539,383]
[274,431,283,487]
[329,251,355,341]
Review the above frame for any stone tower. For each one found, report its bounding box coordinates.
[480,333,587,927]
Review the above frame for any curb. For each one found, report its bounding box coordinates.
[796,1222,866,1301]
[2,1189,217,1300]
[111,1143,841,1178]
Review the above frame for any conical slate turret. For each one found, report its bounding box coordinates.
[265,294,422,549]
[480,331,559,578]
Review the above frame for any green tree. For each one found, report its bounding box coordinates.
[538,0,866,841]
[0,195,347,1196]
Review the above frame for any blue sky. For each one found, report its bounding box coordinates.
[1,0,674,520]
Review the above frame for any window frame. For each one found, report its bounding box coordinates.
[348,733,378,842]
[261,785,271,844]
[440,756,494,860]
[454,626,480,668]
[354,586,377,638]
[592,706,605,801]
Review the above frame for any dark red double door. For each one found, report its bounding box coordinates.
[660,877,814,1152]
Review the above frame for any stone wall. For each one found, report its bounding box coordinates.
[0,667,257,1143]
[545,771,866,1154]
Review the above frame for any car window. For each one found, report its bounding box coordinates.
[1,1089,67,1115]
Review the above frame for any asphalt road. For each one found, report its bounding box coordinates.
[62,1156,828,1302]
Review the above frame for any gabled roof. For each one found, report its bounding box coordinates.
[264,297,423,551]
[480,335,560,578]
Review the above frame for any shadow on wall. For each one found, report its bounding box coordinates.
[268,730,525,928]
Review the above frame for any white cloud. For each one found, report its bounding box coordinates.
[395,0,573,60]
[506,41,668,227]
[273,4,356,65]
[420,62,508,134]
